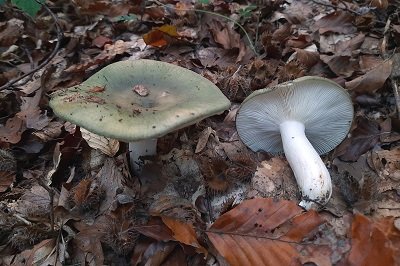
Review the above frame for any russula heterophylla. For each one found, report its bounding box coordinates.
[236,76,353,209]
[49,59,231,172]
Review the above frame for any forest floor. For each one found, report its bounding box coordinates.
[0,0,399,265]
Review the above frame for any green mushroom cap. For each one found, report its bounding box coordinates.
[50,59,231,141]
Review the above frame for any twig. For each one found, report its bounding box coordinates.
[0,0,63,92]
[13,213,32,225]
[392,81,400,119]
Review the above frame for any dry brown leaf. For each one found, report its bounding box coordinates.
[208,19,249,62]
[91,36,112,48]
[346,214,400,266]
[0,18,24,46]
[334,33,365,56]
[16,185,56,220]
[369,147,400,181]
[73,216,108,265]
[0,116,25,144]
[320,55,357,77]
[32,121,63,142]
[26,239,58,265]
[313,11,356,34]
[143,25,180,48]
[359,55,384,72]
[293,48,319,68]
[161,216,207,254]
[95,157,130,214]
[207,198,325,266]
[335,118,381,162]
[134,217,174,242]
[65,40,131,73]
[195,127,215,153]
[345,60,392,94]
[250,157,297,200]
[73,0,131,16]
[81,127,119,157]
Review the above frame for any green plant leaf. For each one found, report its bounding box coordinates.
[11,0,45,17]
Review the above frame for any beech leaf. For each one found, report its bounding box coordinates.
[207,198,325,266]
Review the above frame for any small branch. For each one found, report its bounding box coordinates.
[0,0,63,92]
[393,81,400,119]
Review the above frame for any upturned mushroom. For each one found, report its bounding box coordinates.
[49,59,230,172]
[236,76,353,209]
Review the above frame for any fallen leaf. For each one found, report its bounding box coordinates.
[16,185,57,220]
[161,216,207,254]
[73,216,108,265]
[143,25,179,48]
[0,116,25,144]
[369,147,400,181]
[313,11,357,34]
[81,127,119,157]
[134,217,174,242]
[32,121,63,142]
[149,195,200,224]
[346,213,400,266]
[345,60,392,93]
[73,0,131,16]
[195,127,215,153]
[26,239,58,266]
[140,241,178,266]
[0,18,24,46]
[320,55,357,77]
[207,198,325,266]
[91,36,112,48]
[335,118,381,162]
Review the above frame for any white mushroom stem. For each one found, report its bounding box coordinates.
[129,139,157,173]
[279,120,332,210]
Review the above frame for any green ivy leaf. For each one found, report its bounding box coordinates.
[11,0,45,17]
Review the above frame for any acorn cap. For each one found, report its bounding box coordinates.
[50,59,230,141]
[236,76,353,155]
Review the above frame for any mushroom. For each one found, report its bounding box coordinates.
[49,59,230,172]
[236,76,353,209]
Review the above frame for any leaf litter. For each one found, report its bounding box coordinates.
[0,0,400,265]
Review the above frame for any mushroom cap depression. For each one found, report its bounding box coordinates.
[236,76,353,154]
[49,59,231,141]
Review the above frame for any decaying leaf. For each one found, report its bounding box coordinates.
[346,213,400,266]
[313,11,356,34]
[26,238,58,266]
[81,127,119,157]
[143,25,180,48]
[368,147,400,181]
[335,118,381,162]
[207,198,325,266]
[0,116,25,144]
[161,216,207,254]
[345,60,392,93]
